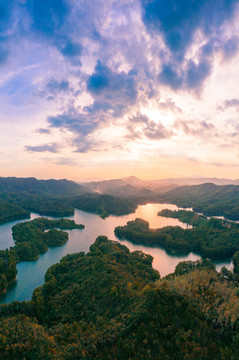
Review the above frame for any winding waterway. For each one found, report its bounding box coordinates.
[0,203,233,304]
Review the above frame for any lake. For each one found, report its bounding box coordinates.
[0,203,233,304]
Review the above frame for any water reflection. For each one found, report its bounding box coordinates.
[0,203,232,303]
[0,213,44,250]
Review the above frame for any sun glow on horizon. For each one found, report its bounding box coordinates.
[0,0,239,180]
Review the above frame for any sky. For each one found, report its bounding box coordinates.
[1,0,239,181]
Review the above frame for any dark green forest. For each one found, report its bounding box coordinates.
[158,183,239,220]
[2,177,239,358]
[0,200,30,225]
[70,193,138,218]
[0,218,84,293]
[0,178,139,223]
[2,177,239,225]
[0,237,239,359]
[115,210,239,260]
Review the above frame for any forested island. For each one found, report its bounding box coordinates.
[0,218,84,294]
[115,210,239,260]
[158,209,207,226]
[0,237,239,359]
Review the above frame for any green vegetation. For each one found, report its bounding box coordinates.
[1,237,239,359]
[3,177,239,357]
[12,218,85,261]
[0,200,30,225]
[0,177,86,221]
[0,177,141,224]
[0,218,84,293]
[4,176,239,224]
[115,210,239,260]
[0,177,85,195]
[0,249,17,294]
[71,193,138,218]
[158,208,207,226]
[1,192,75,217]
[159,182,239,220]
[233,251,239,274]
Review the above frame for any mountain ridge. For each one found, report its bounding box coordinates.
[80,175,239,197]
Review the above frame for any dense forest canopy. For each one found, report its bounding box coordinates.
[0,237,239,359]
[0,177,140,223]
[0,177,84,195]
[158,183,239,220]
[115,210,239,260]
[1,177,239,225]
[2,177,239,358]
[0,218,85,294]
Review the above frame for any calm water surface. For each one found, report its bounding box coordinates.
[0,203,232,303]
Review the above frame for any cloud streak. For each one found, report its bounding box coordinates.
[25,143,59,153]
[0,0,239,179]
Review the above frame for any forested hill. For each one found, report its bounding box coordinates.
[158,182,239,220]
[0,177,85,196]
[3,176,239,224]
[0,178,85,220]
[0,177,139,223]
[82,178,239,220]
[0,237,239,359]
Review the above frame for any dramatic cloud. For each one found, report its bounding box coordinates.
[1,0,239,179]
[86,61,138,116]
[142,0,238,56]
[141,0,239,90]
[26,0,81,59]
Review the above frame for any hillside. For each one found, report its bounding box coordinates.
[0,177,85,196]
[159,183,239,220]
[82,176,176,197]
[0,237,238,359]
[0,177,87,221]
[0,218,85,293]
[82,175,239,200]
[2,176,239,224]
[0,177,140,224]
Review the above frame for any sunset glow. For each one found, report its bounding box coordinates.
[1,0,239,180]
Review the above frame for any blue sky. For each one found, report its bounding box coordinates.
[1,0,239,180]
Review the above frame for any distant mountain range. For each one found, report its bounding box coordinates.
[153,177,239,186]
[1,176,239,221]
[81,175,239,197]
[1,175,239,198]
[81,176,167,197]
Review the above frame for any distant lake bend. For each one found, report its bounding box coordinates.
[0,203,233,304]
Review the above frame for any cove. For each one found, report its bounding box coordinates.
[0,203,233,304]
